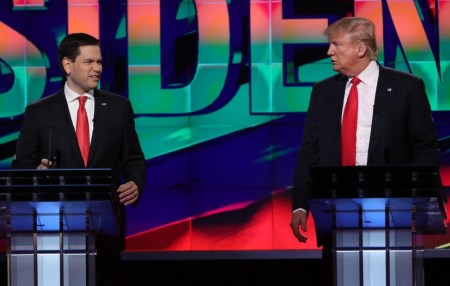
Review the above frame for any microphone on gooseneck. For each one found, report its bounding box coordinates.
[52,150,61,167]
[47,123,59,168]
[48,123,54,160]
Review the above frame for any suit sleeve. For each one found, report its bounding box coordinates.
[292,85,320,212]
[12,104,43,169]
[409,78,439,165]
[120,100,147,194]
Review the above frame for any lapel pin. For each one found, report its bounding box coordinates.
[102,102,107,106]
[387,88,392,92]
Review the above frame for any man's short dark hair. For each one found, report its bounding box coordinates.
[57,33,100,74]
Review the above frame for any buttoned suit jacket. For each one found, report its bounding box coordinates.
[292,64,439,213]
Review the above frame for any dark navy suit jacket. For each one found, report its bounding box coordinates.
[292,64,439,213]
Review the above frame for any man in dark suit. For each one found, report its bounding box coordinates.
[12,33,146,286]
[289,17,439,285]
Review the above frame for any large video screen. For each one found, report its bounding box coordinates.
[1,0,450,252]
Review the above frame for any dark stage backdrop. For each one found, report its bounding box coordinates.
[0,0,450,253]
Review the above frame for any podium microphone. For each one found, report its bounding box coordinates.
[47,123,59,168]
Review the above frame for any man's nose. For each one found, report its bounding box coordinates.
[326,46,334,56]
[93,62,102,71]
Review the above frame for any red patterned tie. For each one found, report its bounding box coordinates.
[341,77,361,166]
[76,96,89,167]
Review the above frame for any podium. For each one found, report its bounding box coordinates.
[308,165,447,286]
[0,169,121,286]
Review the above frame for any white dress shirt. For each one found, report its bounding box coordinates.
[342,60,379,166]
[64,83,95,142]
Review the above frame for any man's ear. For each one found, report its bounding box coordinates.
[357,43,368,58]
[62,57,72,75]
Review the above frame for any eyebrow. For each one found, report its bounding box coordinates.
[82,58,102,62]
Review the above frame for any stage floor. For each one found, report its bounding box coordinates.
[1,250,450,285]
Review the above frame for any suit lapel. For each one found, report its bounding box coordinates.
[333,76,348,163]
[368,66,394,160]
[88,89,109,166]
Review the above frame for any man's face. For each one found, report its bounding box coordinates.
[326,32,360,76]
[63,45,102,94]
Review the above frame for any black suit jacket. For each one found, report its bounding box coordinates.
[13,89,147,238]
[292,64,439,212]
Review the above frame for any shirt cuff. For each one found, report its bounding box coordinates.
[292,208,307,214]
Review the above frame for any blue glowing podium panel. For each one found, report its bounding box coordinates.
[0,168,120,239]
[309,196,446,237]
[308,165,447,235]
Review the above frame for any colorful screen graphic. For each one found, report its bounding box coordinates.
[1,0,450,253]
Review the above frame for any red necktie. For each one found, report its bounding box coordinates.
[76,96,89,167]
[341,77,361,166]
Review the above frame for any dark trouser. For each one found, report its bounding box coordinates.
[320,235,334,286]
[95,234,123,286]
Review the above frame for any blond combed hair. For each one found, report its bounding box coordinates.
[324,17,379,60]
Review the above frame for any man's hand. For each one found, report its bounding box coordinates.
[117,181,140,206]
[37,158,53,169]
[290,210,308,243]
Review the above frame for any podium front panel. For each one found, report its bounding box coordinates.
[309,197,446,236]
[307,166,446,286]
[0,169,120,238]
[0,169,118,286]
